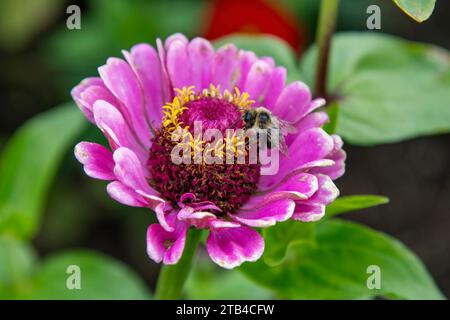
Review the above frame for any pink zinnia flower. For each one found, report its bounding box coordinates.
[72,33,345,269]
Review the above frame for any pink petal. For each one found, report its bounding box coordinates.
[243,60,273,104]
[259,159,335,190]
[261,56,275,68]
[306,174,339,206]
[260,172,319,201]
[92,100,146,162]
[272,81,312,123]
[292,203,325,222]
[156,38,172,100]
[123,44,166,127]
[282,128,334,173]
[208,220,241,229]
[74,142,115,180]
[188,37,214,90]
[98,58,151,149]
[286,111,329,146]
[79,85,118,122]
[71,77,106,122]
[165,33,189,48]
[291,174,338,221]
[311,135,346,180]
[106,181,147,207]
[264,67,287,110]
[236,50,258,88]
[230,199,295,227]
[146,220,188,265]
[155,202,174,232]
[259,129,333,190]
[112,147,158,199]
[213,44,239,91]
[166,38,191,90]
[177,207,217,229]
[206,226,264,269]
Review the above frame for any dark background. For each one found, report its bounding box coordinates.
[0,0,449,297]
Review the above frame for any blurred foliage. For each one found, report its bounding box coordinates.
[43,0,202,91]
[324,195,389,219]
[301,33,450,145]
[0,236,37,298]
[0,104,86,240]
[240,219,444,300]
[22,251,150,299]
[0,241,151,299]
[0,0,64,51]
[393,0,436,22]
[185,257,273,300]
[261,195,388,268]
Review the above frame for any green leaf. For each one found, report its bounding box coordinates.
[262,221,315,267]
[301,32,450,145]
[214,34,301,82]
[22,250,150,300]
[185,261,272,300]
[393,0,436,23]
[240,220,444,300]
[0,0,63,51]
[0,236,37,298]
[0,103,86,239]
[325,195,389,219]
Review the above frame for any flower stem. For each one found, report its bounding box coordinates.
[315,0,340,99]
[155,228,202,300]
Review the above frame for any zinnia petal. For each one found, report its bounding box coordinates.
[206,226,264,269]
[272,81,312,122]
[112,147,162,205]
[98,57,151,148]
[146,218,188,265]
[92,100,146,162]
[107,181,147,207]
[123,43,167,127]
[230,198,295,227]
[74,142,115,180]
[187,38,215,90]
[213,44,239,90]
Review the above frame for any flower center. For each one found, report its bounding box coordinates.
[179,97,243,133]
[147,86,261,213]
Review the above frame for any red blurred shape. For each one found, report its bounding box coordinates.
[203,0,305,52]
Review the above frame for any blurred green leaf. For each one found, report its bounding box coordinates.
[0,103,86,239]
[185,260,272,300]
[393,0,436,22]
[0,236,37,298]
[240,220,444,299]
[325,195,389,219]
[301,33,450,145]
[0,0,63,51]
[323,102,339,134]
[260,195,389,267]
[214,34,302,82]
[22,250,150,300]
[262,221,315,267]
[44,0,202,91]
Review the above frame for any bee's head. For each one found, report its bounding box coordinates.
[243,109,257,129]
[257,110,271,126]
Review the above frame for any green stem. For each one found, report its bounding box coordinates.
[155,228,202,300]
[315,0,340,99]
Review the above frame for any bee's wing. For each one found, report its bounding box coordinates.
[279,137,289,156]
[277,118,298,136]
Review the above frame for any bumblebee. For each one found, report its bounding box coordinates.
[243,107,296,154]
